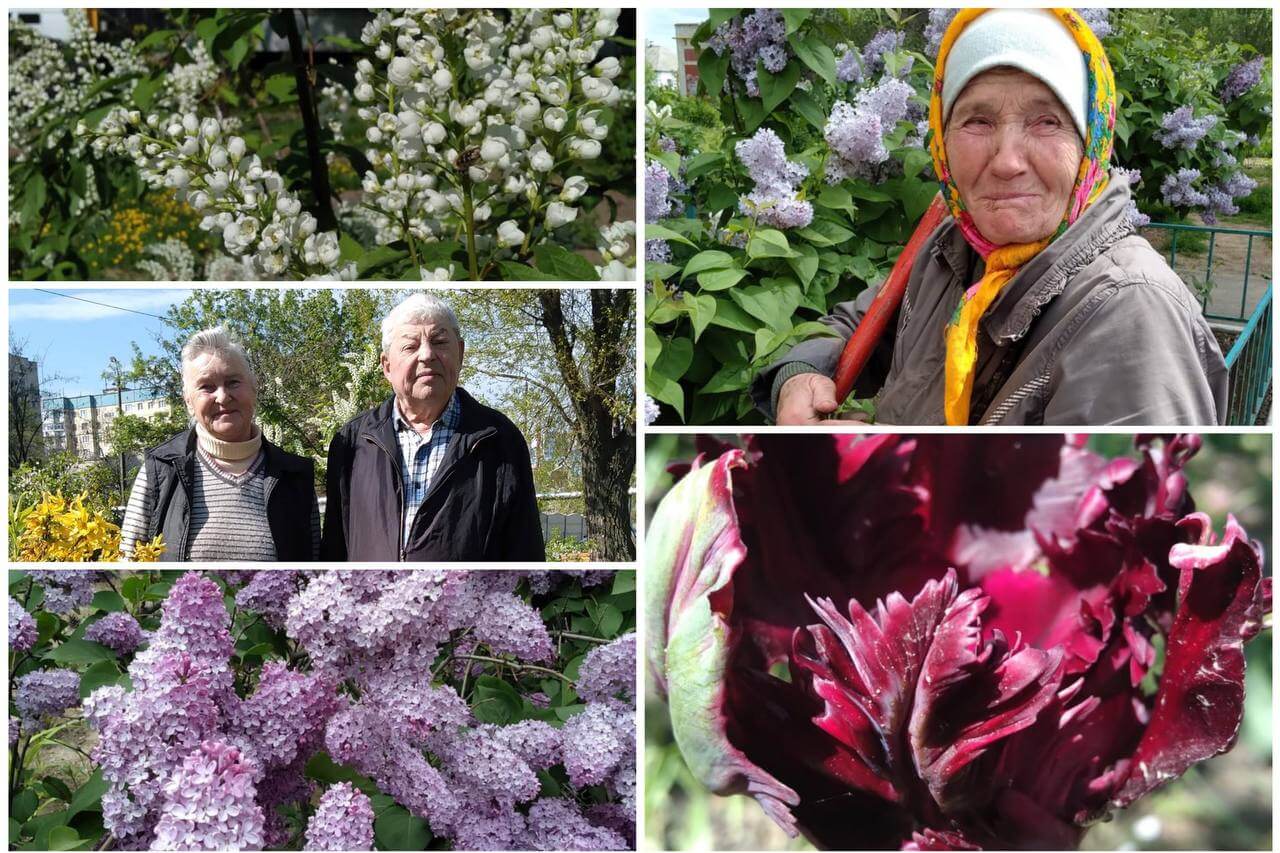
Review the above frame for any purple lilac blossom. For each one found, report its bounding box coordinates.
[861,30,905,78]
[825,77,914,183]
[25,570,98,614]
[706,9,788,98]
[586,802,636,847]
[491,719,563,769]
[835,46,863,85]
[644,395,661,425]
[85,611,144,654]
[1221,56,1265,103]
[436,727,542,803]
[1074,8,1112,39]
[658,135,678,153]
[151,741,265,851]
[576,632,637,703]
[561,702,635,787]
[229,661,342,770]
[149,572,233,664]
[9,718,20,748]
[473,589,555,662]
[1154,106,1218,150]
[735,127,813,229]
[1123,200,1151,228]
[306,782,375,851]
[15,669,81,723]
[1160,167,1209,209]
[234,570,301,630]
[645,160,675,264]
[258,759,314,848]
[9,596,36,651]
[523,797,629,851]
[925,9,959,58]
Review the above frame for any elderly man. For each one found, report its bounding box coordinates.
[322,293,543,561]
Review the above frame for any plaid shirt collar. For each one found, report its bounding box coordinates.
[391,392,462,440]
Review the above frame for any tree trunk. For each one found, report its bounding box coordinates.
[282,11,337,231]
[580,412,635,560]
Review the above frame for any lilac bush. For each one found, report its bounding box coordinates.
[9,596,36,651]
[706,9,789,98]
[735,128,813,229]
[9,568,637,851]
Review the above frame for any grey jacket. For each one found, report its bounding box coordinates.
[753,175,1229,425]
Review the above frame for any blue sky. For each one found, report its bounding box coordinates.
[645,7,709,52]
[9,289,188,397]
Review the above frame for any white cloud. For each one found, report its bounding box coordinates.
[8,289,190,322]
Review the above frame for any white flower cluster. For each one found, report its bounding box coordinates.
[81,109,352,279]
[596,221,636,279]
[350,8,632,276]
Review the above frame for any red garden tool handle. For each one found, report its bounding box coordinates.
[833,193,948,403]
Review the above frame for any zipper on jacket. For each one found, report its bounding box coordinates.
[367,430,494,561]
[362,433,406,560]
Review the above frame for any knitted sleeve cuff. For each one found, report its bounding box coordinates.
[770,362,825,421]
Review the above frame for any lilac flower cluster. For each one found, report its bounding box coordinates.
[25,570,99,614]
[1075,7,1113,39]
[924,9,959,58]
[15,669,81,725]
[836,46,864,85]
[735,128,813,229]
[1160,167,1209,209]
[151,741,265,851]
[9,596,36,651]
[1157,166,1256,224]
[234,570,302,630]
[85,612,144,654]
[861,30,906,78]
[646,161,675,263]
[825,77,914,183]
[577,631,637,703]
[1113,167,1151,227]
[526,570,617,596]
[305,782,375,851]
[706,9,789,98]
[1154,105,1218,151]
[1221,56,1265,103]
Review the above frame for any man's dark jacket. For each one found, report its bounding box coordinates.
[144,428,317,561]
[321,388,544,561]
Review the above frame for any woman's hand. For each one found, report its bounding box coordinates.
[777,373,839,424]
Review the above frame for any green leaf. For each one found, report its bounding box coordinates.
[899,147,934,179]
[610,572,636,596]
[684,151,724,181]
[848,184,894,202]
[79,660,126,699]
[789,89,827,132]
[757,60,801,116]
[736,94,767,133]
[697,48,730,99]
[356,245,410,277]
[533,244,598,280]
[264,73,296,101]
[701,362,753,393]
[697,268,749,291]
[780,9,812,34]
[704,182,738,212]
[47,827,81,851]
[36,611,59,646]
[708,297,761,333]
[374,804,431,850]
[786,243,820,287]
[651,150,682,180]
[143,582,171,601]
[644,327,662,369]
[46,639,115,665]
[91,591,125,613]
[121,576,147,605]
[13,789,39,823]
[651,336,693,382]
[789,33,836,87]
[471,675,523,724]
[754,326,793,361]
[747,228,795,259]
[132,76,164,111]
[644,224,697,248]
[42,777,73,802]
[680,249,734,280]
[816,185,858,219]
[135,28,176,52]
[595,603,624,636]
[686,293,717,341]
[497,261,559,281]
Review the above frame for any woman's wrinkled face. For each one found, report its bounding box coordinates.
[183,351,256,442]
[944,68,1084,246]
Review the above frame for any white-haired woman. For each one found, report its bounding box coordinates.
[120,327,319,561]
[322,292,544,561]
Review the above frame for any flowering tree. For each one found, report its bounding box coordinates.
[8,569,637,851]
[643,8,1271,424]
[12,9,636,280]
[646,434,1271,849]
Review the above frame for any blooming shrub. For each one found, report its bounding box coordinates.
[644,8,1271,424]
[17,8,637,280]
[647,434,1271,848]
[11,493,164,562]
[8,568,637,851]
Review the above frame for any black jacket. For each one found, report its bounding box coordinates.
[143,428,317,561]
[321,388,544,561]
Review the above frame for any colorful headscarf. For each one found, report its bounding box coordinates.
[928,8,1116,425]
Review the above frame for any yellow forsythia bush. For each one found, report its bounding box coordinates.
[12,492,164,562]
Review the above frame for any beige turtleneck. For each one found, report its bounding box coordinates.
[195,423,263,476]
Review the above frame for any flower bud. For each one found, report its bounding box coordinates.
[227,136,246,161]
[560,175,588,202]
[531,150,554,172]
[422,122,447,145]
[479,137,507,163]
[545,202,578,228]
[543,107,569,133]
[366,126,384,144]
[496,219,525,248]
[569,138,602,160]
[387,57,416,87]
[355,82,375,102]
[433,67,453,89]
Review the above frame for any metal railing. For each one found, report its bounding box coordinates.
[1142,221,1272,324]
[1223,285,1272,425]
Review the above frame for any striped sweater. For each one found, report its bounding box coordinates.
[120,449,320,561]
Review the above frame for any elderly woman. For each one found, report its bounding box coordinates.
[755,8,1228,425]
[120,327,319,561]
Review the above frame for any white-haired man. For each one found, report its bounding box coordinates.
[322,293,543,561]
